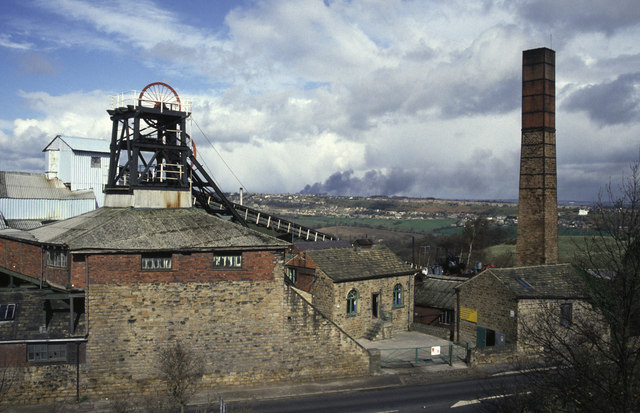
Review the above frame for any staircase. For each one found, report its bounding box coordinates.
[365,321,384,341]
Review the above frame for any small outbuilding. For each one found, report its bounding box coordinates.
[456,263,589,350]
[286,241,417,340]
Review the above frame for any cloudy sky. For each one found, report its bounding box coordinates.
[2,0,640,202]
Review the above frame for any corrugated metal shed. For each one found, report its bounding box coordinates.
[42,136,110,207]
[0,172,96,222]
[42,135,110,154]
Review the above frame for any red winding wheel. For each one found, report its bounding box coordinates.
[138,82,181,110]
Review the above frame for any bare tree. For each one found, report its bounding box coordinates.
[489,162,640,412]
[158,340,205,412]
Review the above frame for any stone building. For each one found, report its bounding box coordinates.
[286,241,416,340]
[455,264,589,350]
[0,206,374,404]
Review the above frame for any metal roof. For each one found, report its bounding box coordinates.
[19,207,290,252]
[414,275,467,309]
[305,244,416,282]
[42,135,110,154]
[0,172,95,200]
[458,264,587,299]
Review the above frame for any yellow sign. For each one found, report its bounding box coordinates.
[460,307,477,323]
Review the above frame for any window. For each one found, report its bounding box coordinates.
[213,253,242,269]
[347,289,358,315]
[91,156,101,168]
[0,304,15,321]
[27,343,67,362]
[438,310,454,325]
[46,250,67,268]
[393,284,403,307]
[287,267,297,284]
[560,303,573,327]
[141,254,172,271]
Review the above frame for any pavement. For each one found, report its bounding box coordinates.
[5,331,512,412]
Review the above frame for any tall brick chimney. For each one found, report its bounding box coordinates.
[515,47,558,266]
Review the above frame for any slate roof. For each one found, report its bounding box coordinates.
[305,244,415,282]
[415,275,467,309]
[459,264,588,299]
[3,207,289,252]
[42,135,110,154]
[0,171,95,200]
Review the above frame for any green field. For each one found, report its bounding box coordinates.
[484,235,594,266]
[287,216,460,235]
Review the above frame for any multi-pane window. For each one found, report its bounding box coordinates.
[213,253,242,269]
[347,289,358,315]
[287,267,297,284]
[141,255,172,271]
[438,310,454,325]
[560,303,573,327]
[46,250,68,268]
[393,284,403,307]
[27,343,67,362]
[0,304,15,321]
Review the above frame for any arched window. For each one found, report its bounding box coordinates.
[347,289,358,315]
[393,284,403,307]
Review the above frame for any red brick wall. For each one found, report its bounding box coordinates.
[0,238,43,282]
[84,249,283,284]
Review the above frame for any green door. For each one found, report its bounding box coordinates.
[476,326,486,348]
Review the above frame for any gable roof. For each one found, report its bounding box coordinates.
[305,244,415,282]
[459,264,588,299]
[415,275,467,309]
[42,135,110,154]
[12,207,289,252]
[0,172,95,200]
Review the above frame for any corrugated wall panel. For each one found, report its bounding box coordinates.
[0,199,96,220]
[71,152,109,207]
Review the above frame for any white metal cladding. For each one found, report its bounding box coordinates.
[71,151,109,207]
[0,198,96,220]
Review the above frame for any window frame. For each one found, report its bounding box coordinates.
[347,289,358,315]
[0,304,15,321]
[90,156,101,168]
[27,343,68,362]
[287,267,297,284]
[141,254,173,271]
[560,303,573,327]
[392,283,404,307]
[213,252,243,269]
[46,250,68,268]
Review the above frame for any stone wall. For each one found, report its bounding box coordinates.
[457,272,517,347]
[326,275,413,339]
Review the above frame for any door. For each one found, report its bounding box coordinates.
[372,293,379,318]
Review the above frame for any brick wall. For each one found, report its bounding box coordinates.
[457,272,517,347]
[0,238,43,282]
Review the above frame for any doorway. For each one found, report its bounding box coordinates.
[372,293,379,318]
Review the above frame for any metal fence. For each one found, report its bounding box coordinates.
[380,343,468,367]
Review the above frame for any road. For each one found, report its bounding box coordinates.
[224,374,524,413]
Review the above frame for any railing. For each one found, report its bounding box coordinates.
[110,90,192,114]
[138,163,183,183]
[379,343,467,367]
[204,200,337,241]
